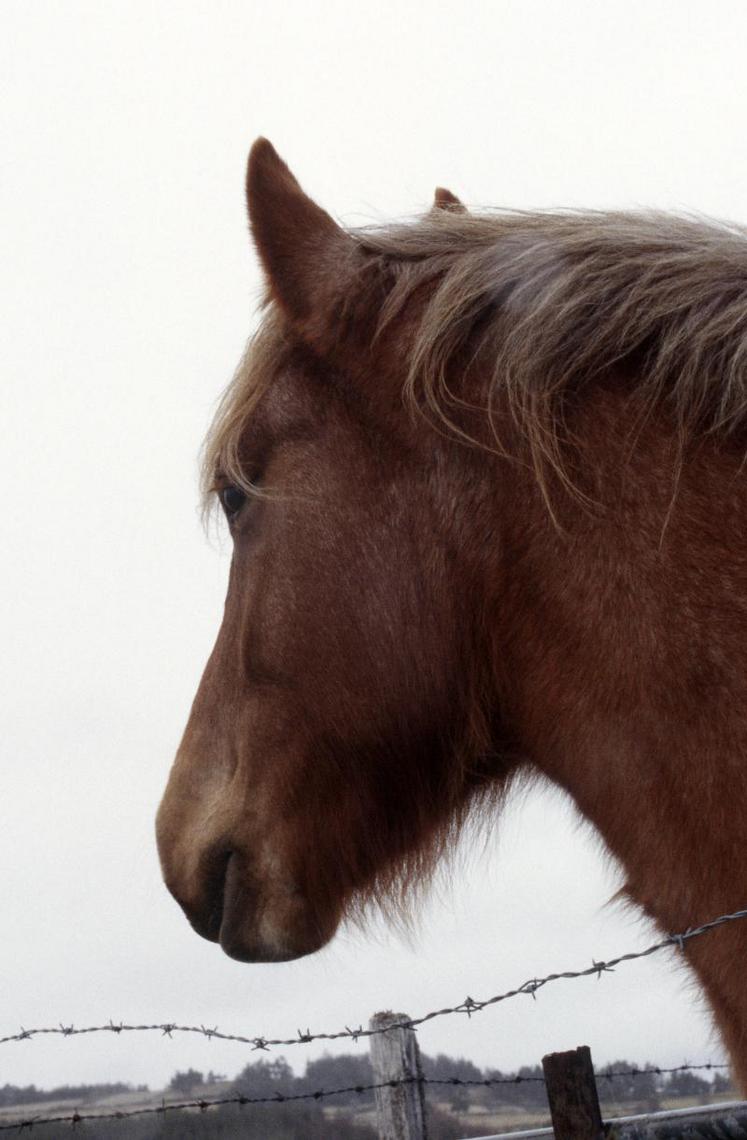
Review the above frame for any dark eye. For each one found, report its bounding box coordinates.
[219,484,247,519]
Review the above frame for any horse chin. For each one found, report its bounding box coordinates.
[215,852,339,963]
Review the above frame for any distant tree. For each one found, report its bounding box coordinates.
[231,1056,296,1099]
[0,1084,39,1107]
[420,1052,481,1112]
[301,1052,374,1106]
[421,1053,483,1084]
[506,1065,548,1109]
[713,1071,736,1094]
[597,1060,659,1111]
[662,1068,710,1100]
[168,1068,204,1094]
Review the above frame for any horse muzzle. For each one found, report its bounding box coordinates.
[157,828,337,963]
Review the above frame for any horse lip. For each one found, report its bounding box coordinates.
[217,851,282,962]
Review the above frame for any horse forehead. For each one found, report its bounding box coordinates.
[251,356,347,442]
[245,360,384,471]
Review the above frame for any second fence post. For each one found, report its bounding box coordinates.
[542,1044,604,1140]
[369,1010,427,1140]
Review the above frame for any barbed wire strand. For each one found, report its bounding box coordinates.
[3,906,746,1054]
[0,1063,733,1133]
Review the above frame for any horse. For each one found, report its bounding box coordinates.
[157,138,747,1083]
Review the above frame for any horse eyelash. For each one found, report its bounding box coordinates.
[210,465,264,498]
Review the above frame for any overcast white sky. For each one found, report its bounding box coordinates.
[2,0,745,1096]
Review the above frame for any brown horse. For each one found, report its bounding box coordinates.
[157,139,747,1082]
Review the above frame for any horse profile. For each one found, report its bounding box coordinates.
[157,139,747,1082]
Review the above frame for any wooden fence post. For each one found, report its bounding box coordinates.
[369,1010,427,1140]
[542,1045,604,1140]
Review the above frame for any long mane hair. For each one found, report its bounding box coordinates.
[204,210,747,508]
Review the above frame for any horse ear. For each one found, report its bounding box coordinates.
[246,139,355,347]
[432,186,466,213]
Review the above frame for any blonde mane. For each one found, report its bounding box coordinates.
[360,208,747,490]
[200,306,289,510]
[204,208,747,503]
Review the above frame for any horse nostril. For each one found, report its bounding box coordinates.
[185,849,233,944]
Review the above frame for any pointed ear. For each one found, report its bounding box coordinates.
[246,139,356,347]
[432,186,466,213]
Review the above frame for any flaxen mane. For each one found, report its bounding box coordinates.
[366,210,747,486]
[204,209,747,505]
[201,307,290,508]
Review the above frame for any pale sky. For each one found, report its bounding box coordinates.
[2,0,744,1095]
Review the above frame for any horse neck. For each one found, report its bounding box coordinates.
[487,392,747,1079]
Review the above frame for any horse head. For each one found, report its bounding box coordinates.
[156,141,508,962]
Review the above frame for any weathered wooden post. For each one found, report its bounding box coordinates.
[542,1045,604,1140]
[369,1010,427,1140]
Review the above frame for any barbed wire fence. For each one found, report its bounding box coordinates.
[0,1065,731,1135]
[1,906,746,1133]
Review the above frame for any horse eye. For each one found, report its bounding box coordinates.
[219,485,247,518]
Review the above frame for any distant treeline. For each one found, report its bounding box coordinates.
[174,1050,734,1112]
[0,1081,147,1107]
[2,1052,736,1140]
